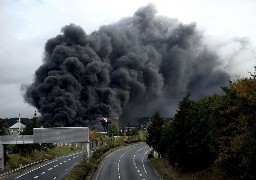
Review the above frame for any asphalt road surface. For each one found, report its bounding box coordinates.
[6,149,93,180]
[94,142,159,180]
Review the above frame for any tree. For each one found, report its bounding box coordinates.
[108,123,119,136]
[158,120,173,158]
[214,75,256,179]
[0,118,9,165]
[166,94,193,167]
[0,118,6,135]
[146,111,165,154]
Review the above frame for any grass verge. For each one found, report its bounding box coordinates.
[5,146,81,171]
[150,157,218,180]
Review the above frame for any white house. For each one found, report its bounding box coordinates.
[9,114,26,134]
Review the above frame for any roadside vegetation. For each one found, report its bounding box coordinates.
[5,146,81,171]
[147,67,256,179]
[65,141,123,180]
[65,130,145,180]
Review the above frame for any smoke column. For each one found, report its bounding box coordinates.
[24,4,229,127]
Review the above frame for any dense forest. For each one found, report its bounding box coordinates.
[147,68,256,179]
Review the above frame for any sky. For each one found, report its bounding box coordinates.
[0,0,256,118]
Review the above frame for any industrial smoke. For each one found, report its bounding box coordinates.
[24,4,229,127]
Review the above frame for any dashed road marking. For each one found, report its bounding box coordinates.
[142,150,149,174]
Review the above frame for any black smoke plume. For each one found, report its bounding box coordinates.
[24,4,229,127]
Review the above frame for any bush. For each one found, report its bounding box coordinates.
[65,161,97,180]
[148,153,154,159]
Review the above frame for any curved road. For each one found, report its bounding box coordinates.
[95,142,159,180]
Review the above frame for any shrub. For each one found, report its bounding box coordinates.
[148,153,154,159]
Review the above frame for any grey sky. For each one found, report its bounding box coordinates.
[0,0,256,118]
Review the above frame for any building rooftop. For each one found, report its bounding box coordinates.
[9,114,26,134]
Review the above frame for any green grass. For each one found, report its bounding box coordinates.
[150,157,220,180]
[5,146,81,171]
[150,158,172,180]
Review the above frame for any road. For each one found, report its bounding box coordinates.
[94,142,159,180]
[6,149,93,180]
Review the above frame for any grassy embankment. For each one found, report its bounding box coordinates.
[150,157,221,180]
[5,146,81,172]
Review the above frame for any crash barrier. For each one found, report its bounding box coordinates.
[0,159,48,179]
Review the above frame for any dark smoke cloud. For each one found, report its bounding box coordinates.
[24,4,229,127]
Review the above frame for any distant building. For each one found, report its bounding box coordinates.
[9,114,26,134]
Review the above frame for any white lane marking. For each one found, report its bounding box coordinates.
[95,151,115,180]
[117,151,127,180]
[132,145,150,178]
[94,146,129,180]
[142,150,149,174]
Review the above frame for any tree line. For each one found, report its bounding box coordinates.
[146,68,256,179]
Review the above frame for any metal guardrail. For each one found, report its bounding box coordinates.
[0,150,85,179]
[0,159,48,179]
